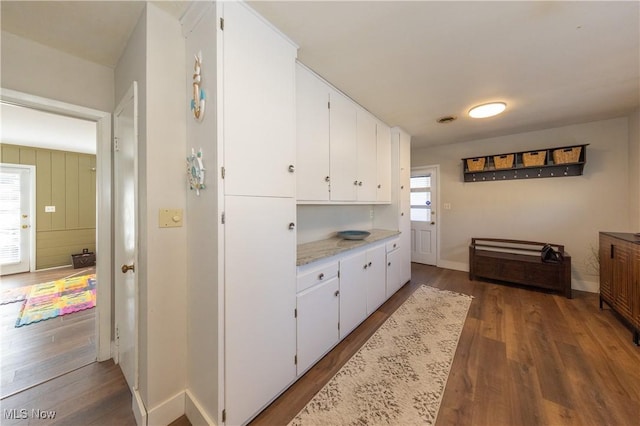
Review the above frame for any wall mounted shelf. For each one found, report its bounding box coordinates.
[462,144,588,182]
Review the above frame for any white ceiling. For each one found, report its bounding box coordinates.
[1,1,638,150]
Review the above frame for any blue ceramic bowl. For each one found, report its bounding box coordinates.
[337,230,371,240]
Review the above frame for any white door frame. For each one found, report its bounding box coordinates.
[411,165,440,266]
[0,163,36,274]
[1,88,112,362]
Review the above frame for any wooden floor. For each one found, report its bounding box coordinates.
[2,264,639,426]
[0,266,96,398]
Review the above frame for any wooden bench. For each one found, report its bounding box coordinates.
[469,238,572,298]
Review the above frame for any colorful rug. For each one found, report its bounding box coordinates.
[11,274,96,327]
[289,285,472,426]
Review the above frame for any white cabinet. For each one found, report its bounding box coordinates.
[365,244,387,314]
[296,65,392,204]
[339,243,386,338]
[329,89,358,201]
[356,110,378,201]
[223,2,296,198]
[296,63,330,201]
[296,264,339,374]
[376,122,392,203]
[386,239,403,298]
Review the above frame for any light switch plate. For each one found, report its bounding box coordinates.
[159,208,183,228]
[45,206,56,213]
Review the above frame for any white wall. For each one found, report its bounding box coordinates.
[297,205,374,244]
[115,4,187,424]
[629,108,640,230]
[412,117,632,292]
[1,31,115,112]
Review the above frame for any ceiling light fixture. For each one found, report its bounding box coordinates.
[468,102,506,118]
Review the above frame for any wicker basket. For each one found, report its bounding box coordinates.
[466,157,486,172]
[522,150,547,167]
[493,154,514,170]
[553,146,582,164]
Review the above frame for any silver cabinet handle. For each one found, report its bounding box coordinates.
[363,264,368,269]
[288,222,295,230]
[368,262,372,267]
[334,290,340,297]
[354,180,359,186]
[358,181,363,186]
[288,165,295,173]
[325,176,330,182]
[318,273,324,280]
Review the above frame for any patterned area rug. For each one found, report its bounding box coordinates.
[289,285,472,426]
[14,274,96,327]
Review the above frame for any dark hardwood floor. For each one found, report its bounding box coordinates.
[1,266,96,398]
[2,264,638,426]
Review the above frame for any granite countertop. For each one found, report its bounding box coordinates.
[297,229,401,266]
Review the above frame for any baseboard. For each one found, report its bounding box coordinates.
[132,389,147,426]
[436,260,468,273]
[185,390,218,426]
[572,279,599,294]
[146,391,186,426]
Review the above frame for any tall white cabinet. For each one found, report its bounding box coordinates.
[184,2,297,426]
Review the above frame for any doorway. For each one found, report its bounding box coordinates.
[410,166,438,265]
[0,89,112,396]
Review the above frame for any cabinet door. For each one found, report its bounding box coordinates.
[356,110,378,202]
[599,234,614,303]
[297,277,340,374]
[366,245,387,313]
[329,90,358,201]
[613,243,633,318]
[296,64,330,201]
[386,248,402,298]
[399,133,412,285]
[225,195,296,426]
[376,122,391,203]
[223,2,296,198]
[339,251,367,339]
[633,245,640,330]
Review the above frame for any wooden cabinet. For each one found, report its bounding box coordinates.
[296,261,339,375]
[599,232,640,345]
[296,63,330,201]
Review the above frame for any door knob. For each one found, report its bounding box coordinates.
[431,221,435,225]
[121,264,135,273]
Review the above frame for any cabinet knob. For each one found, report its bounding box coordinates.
[288,165,295,173]
[393,244,397,248]
[388,262,391,266]
[401,185,404,189]
[318,273,324,280]
[368,262,372,267]
[325,176,330,182]
[401,212,404,216]
[377,184,381,189]
[354,180,359,186]
[334,290,340,297]
[363,264,368,269]
[288,222,295,230]
[358,181,363,186]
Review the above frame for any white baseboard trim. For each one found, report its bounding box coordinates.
[436,260,468,272]
[572,279,599,294]
[146,391,186,426]
[132,389,147,426]
[185,389,218,426]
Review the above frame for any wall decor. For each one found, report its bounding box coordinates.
[462,144,588,182]
[191,52,206,121]
[187,148,206,195]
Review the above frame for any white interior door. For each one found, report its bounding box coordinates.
[0,164,34,275]
[410,167,437,265]
[114,82,139,394]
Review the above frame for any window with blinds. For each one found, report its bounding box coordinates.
[0,171,21,265]
[410,175,431,222]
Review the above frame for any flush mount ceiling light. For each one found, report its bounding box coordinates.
[468,102,506,118]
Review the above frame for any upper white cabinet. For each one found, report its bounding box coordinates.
[356,110,378,202]
[296,63,330,201]
[223,3,296,198]
[376,122,392,203]
[329,88,358,201]
[296,64,391,204]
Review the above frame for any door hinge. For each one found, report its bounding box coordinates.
[338,321,340,330]
[294,354,297,365]
[328,101,330,109]
[220,18,224,30]
[294,308,297,318]
[114,137,120,152]
[115,325,120,340]
[221,166,225,179]
[338,270,340,279]
[222,409,226,423]
[221,212,225,224]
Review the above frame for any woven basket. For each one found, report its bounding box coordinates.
[466,157,486,172]
[522,150,547,167]
[493,154,514,170]
[553,146,582,164]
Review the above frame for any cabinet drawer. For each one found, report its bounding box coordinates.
[297,261,339,293]
[386,239,400,253]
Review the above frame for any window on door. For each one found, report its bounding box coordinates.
[410,175,431,222]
